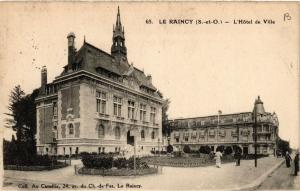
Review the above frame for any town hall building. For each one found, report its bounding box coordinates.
[35,7,164,156]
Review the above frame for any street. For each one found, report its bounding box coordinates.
[3,156,283,190]
[258,161,300,190]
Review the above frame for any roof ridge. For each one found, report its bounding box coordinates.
[84,41,114,58]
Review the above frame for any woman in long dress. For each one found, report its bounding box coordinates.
[215,151,223,168]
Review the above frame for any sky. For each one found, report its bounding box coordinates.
[0,2,299,148]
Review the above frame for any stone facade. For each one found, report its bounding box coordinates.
[168,97,279,155]
[36,8,164,156]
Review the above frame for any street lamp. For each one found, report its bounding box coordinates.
[217,110,222,150]
[253,96,265,168]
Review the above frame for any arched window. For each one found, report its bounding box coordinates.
[141,130,145,139]
[98,124,105,138]
[68,124,74,135]
[151,131,155,139]
[115,126,121,139]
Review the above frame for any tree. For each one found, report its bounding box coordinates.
[277,137,291,155]
[224,147,233,155]
[167,145,173,153]
[162,98,170,136]
[183,145,191,153]
[199,146,211,154]
[5,85,39,160]
[5,85,25,141]
[157,90,171,137]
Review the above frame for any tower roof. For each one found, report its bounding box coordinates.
[254,96,265,114]
[113,6,125,39]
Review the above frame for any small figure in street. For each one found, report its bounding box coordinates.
[294,151,299,176]
[215,150,223,168]
[285,151,292,168]
[234,150,242,166]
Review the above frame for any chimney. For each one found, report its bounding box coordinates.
[67,32,76,71]
[147,75,152,83]
[41,66,47,94]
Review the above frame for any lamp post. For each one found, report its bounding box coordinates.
[253,102,258,168]
[253,96,264,168]
[217,110,221,151]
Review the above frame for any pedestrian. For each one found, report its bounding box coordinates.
[294,151,299,176]
[285,151,292,168]
[215,150,223,168]
[234,150,242,166]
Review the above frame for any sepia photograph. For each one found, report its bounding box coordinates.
[0,2,299,190]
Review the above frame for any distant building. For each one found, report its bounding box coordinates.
[36,7,164,155]
[168,97,279,155]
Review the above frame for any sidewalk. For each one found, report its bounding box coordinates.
[3,156,284,190]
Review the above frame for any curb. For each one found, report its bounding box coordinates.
[232,159,285,191]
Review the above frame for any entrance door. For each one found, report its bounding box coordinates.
[243,146,248,155]
[127,131,134,146]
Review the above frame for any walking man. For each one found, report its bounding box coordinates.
[285,151,292,168]
[235,150,242,166]
[294,151,299,176]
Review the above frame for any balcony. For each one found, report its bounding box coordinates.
[96,113,110,120]
[257,131,271,134]
[116,116,124,121]
[130,119,138,123]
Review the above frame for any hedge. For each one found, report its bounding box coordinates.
[4,154,61,167]
[78,167,158,176]
[4,162,67,171]
[81,154,149,170]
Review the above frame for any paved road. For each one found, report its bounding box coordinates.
[3,157,283,190]
[257,161,300,190]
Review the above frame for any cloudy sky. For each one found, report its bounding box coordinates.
[0,2,299,148]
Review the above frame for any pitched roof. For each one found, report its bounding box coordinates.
[60,41,158,92]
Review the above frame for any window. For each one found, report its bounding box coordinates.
[128,101,135,119]
[115,126,121,139]
[257,126,262,132]
[52,132,56,142]
[96,91,106,114]
[69,124,74,135]
[113,96,122,116]
[185,137,189,142]
[53,102,57,116]
[140,104,147,121]
[150,107,156,123]
[176,138,179,143]
[141,130,145,140]
[151,131,155,139]
[98,124,105,138]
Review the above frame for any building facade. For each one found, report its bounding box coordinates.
[168,97,279,155]
[36,8,164,156]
